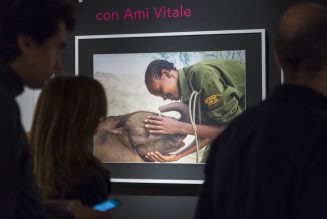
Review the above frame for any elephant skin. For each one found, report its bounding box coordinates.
[94,102,190,162]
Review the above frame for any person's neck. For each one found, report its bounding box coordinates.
[287,67,327,97]
[8,58,29,83]
[8,59,23,76]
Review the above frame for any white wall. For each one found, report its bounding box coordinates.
[16,87,40,132]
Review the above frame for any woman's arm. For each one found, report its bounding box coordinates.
[145,115,225,139]
[145,138,212,163]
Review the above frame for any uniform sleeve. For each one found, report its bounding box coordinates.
[190,65,244,124]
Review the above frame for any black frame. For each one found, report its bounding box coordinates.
[75,29,266,183]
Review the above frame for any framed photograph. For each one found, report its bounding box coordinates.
[75,29,266,183]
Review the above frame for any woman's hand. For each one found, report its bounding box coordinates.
[144,115,184,135]
[145,151,180,162]
[68,200,112,219]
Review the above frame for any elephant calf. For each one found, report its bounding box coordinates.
[94,102,190,162]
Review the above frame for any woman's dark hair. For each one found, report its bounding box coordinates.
[0,0,75,62]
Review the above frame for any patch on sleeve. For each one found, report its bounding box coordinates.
[204,94,221,107]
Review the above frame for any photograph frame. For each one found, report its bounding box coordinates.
[75,29,266,184]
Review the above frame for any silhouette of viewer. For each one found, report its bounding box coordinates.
[196,2,327,219]
[0,0,111,218]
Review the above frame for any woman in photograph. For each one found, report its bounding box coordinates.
[144,59,245,163]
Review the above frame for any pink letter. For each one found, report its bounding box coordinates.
[184,8,191,17]
[153,6,163,18]
[124,8,133,20]
[96,12,103,21]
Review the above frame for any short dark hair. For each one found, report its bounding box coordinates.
[0,0,75,62]
[145,59,176,85]
[275,3,327,77]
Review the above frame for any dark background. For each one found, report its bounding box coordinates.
[61,0,326,218]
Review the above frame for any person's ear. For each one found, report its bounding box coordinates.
[161,69,171,78]
[274,51,285,83]
[17,35,36,54]
[274,52,282,69]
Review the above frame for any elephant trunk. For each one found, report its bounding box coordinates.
[158,102,190,123]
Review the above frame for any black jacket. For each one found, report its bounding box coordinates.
[53,174,111,206]
[0,61,45,219]
[196,84,327,219]
[0,61,73,219]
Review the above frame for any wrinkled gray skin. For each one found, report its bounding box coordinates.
[94,102,190,162]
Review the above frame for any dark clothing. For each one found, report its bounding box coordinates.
[54,174,111,206]
[196,84,327,219]
[0,61,72,219]
[0,61,44,218]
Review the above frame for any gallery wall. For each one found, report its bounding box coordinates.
[62,0,298,92]
[17,0,326,218]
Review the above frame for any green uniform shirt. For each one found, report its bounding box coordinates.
[178,59,245,125]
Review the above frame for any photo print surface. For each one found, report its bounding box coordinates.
[93,50,246,164]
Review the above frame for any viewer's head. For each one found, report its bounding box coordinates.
[145,59,181,101]
[30,75,108,198]
[0,0,75,88]
[275,2,327,81]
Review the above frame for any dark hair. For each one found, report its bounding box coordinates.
[145,59,176,85]
[275,3,327,77]
[0,0,75,62]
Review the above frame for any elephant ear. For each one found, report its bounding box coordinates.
[94,128,110,146]
[112,128,135,152]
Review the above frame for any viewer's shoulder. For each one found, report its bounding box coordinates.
[0,86,19,116]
